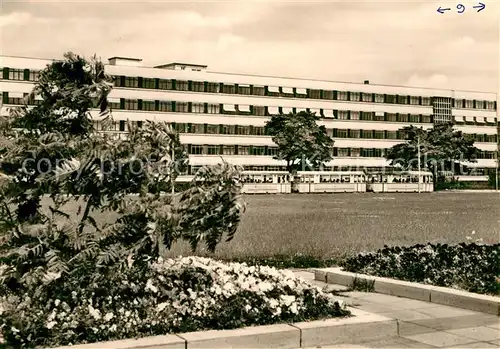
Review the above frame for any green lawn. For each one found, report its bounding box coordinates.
[39,192,500,261]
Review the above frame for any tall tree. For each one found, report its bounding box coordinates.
[385,122,481,180]
[0,52,245,294]
[265,110,334,173]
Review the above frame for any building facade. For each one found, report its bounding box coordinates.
[1,55,498,176]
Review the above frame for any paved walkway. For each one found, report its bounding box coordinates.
[292,270,500,349]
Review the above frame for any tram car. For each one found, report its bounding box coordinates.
[366,171,434,193]
[295,171,367,193]
[176,171,291,194]
[240,171,292,194]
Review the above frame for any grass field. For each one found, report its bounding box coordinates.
[40,192,500,261]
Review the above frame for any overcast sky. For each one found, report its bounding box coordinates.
[1,0,498,92]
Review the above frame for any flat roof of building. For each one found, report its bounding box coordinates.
[0,54,496,95]
[155,62,208,68]
[108,57,143,61]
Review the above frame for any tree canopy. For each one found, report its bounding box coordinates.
[385,122,481,174]
[0,52,245,294]
[265,110,334,173]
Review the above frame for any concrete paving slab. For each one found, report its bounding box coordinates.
[343,291,375,299]
[446,326,500,342]
[388,298,439,310]
[351,302,400,314]
[397,321,437,336]
[410,313,500,331]
[404,331,477,348]
[380,309,435,321]
[362,336,438,348]
[414,305,478,318]
[352,292,407,304]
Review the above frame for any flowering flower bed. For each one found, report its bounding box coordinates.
[340,242,500,295]
[0,257,349,348]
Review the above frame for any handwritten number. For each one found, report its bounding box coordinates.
[457,4,465,13]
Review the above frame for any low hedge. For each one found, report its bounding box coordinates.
[340,242,500,295]
[0,257,349,348]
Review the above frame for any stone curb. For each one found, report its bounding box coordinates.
[50,309,397,349]
[315,267,500,316]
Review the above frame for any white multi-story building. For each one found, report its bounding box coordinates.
[1,55,498,176]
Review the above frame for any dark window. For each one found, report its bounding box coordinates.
[322,90,334,100]
[29,70,40,81]
[221,125,236,134]
[252,86,265,96]
[192,81,205,92]
[142,100,155,111]
[223,146,236,155]
[124,77,139,88]
[309,89,321,99]
[191,124,204,134]
[176,102,188,113]
[124,99,138,110]
[207,104,220,114]
[252,126,265,136]
[397,95,407,104]
[237,85,251,95]
[253,106,266,116]
[142,78,156,89]
[176,80,189,91]
[206,124,219,134]
[252,146,266,156]
[159,101,173,112]
[190,145,204,155]
[361,93,372,102]
[8,69,23,80]
[206,82,220,93]
[237,126,251,135]
[158,79,174,90]
[191,103,204,113]
[266,147,279,156]
[222,84,236,94]
[238,146,250,155]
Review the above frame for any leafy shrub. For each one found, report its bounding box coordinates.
[0,257,350,347]
[340,242,500,295]
[0,53,247,347]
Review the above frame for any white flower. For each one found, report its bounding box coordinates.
[156,302,168,312]
[46,321,57,329]
[145,279,158,293]
[104,312,114,322]
[54,299,61,307]
[88,305,101,320]
[11,327,19,333]
[280,295,296,307]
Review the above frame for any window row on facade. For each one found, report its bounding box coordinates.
[1,67,497,110]
[6,92,499,127]
[181,144,496,159]
[2,92,439,124]
[105,120,498,143]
